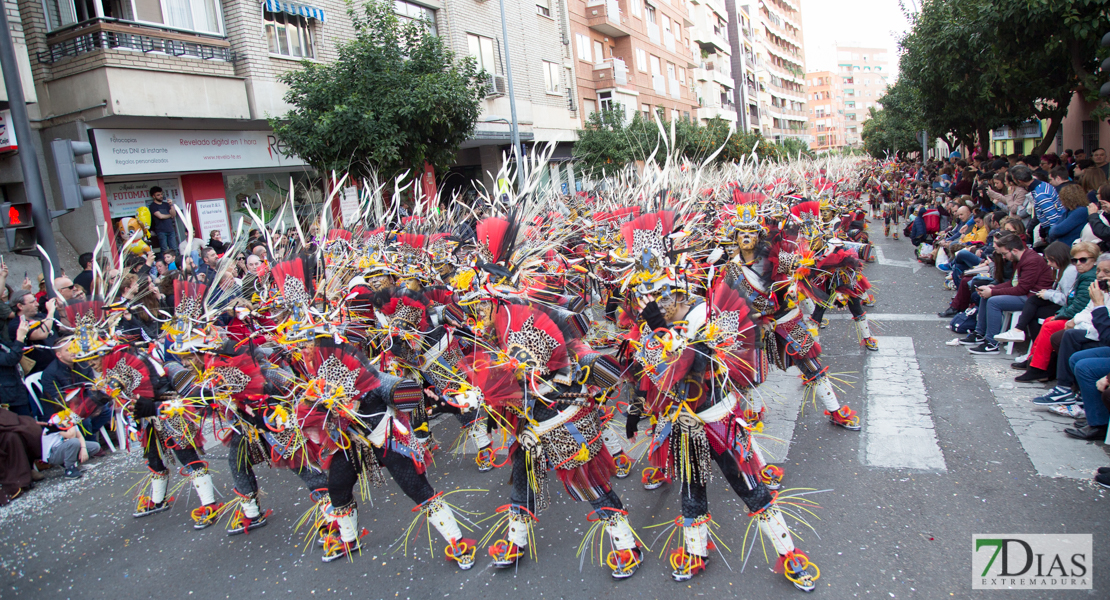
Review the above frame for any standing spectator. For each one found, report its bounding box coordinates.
[1094,148,1110,179]
[1079,164,1108,205]
[0,316,32,417]
[207,229,227,255]
[961,233,1056,354]
[73,253,94,297]
[52,276,83,307]
[9,294,56,374]
[147,186,179,256]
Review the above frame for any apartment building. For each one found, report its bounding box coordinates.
[687,0,735,124]
[723,1,757,132]
[7,0,580,256]
[744,0,805,141]
[567,0,700,128]
[806,70,842,152]
[834,45,889,146]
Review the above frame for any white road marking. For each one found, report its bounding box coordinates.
[863,336,948,471]
[973,356,1109,479]
[828,313,945,321]
[750,367,806,464]
[873,246,923,273]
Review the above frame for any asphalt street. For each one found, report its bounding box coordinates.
[2,229,1108,600]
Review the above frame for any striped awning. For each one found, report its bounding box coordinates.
[265,0,326,22]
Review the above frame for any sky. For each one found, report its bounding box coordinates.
[799,0,913,79]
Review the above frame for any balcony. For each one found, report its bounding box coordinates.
[697,101,738,123]
[647,23,660,44]
[652,73,666,95]
[691,27,729,54]
[586,0,632,38]
[594,57,630,87]
[694,60,733,89]
[668,77,681,99]
[704,0,728,18]
[37,18,250,120]
[663,29,676,53]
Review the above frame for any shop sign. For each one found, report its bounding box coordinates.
[339,186,359,228]
[0,110,16,153]
[104,178,183,219]
[90,129,308,177]
[195,198,232,243]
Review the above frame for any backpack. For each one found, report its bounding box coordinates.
[923,209,941,234]
[949,307,977,333]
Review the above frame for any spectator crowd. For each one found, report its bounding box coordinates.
[882,149,1110,489]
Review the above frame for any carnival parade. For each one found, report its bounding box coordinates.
[0,142,901,594]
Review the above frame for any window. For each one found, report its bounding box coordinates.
[646,4,655,24]
[583,98,597,115]
[163,0,222,34]
[536,0,550,17]
[396,0,437,35]
[265,11,315,59]
[598,91,613,111]
[629,0,641,17]
[542,60,560,94]
[593,40,604,62]
[468,33,498,75]
[575,34,591,62]
[642,103,651,117]
[635,48,647,72]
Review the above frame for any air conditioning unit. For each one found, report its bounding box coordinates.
[486,74,508,97]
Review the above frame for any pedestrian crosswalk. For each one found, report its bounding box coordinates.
[862,336,947,471]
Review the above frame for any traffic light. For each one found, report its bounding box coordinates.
[51,138,100,211]
[1101,32,1110,98]
[1,199,35,252]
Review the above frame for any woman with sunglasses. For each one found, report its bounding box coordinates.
[1007,242,1101,381]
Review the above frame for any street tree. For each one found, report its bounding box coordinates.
[270,0,485,181]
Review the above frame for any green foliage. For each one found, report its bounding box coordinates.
[862,81,925,158]
[572,111,800,174]
[269,0,484,180]
[897,0,1110,156]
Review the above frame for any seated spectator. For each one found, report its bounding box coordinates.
[996,242,1081,346]
[1008,244,1100,383]
[39,341,112,444]
[0,405,42,503]
[960,232,1055,354]
[1085,182,1110,251]
[938,220,1024,318]
[1058,282,1110,440]
[1048,183,1090,246]
[40,407,99,479]
[1079,163,1107,205]
[207,229,228,255]
[162,250,178,272]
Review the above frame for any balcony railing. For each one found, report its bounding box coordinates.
[39,18,233,64]
[594,57,629,86]
[586,0,631,38]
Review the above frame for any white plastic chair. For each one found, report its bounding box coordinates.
[999,311,1018,355]
[22,371,43,416]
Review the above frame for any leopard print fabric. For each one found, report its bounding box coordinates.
[777,251,800,274]
[105,362,144,397]
[281,275,309,305]
[630,220,665,261]
[505,315,561,374]
[540,412,604,471]
[788,322,815,356]
[214,366,251,395]
[177,296,202,320]
[317,356,361,404]
[708,310,743,351]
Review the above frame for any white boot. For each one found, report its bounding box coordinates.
[192,472,217,506]
[150,473,168,504]
[426,500,476,570]
[491,510,532,568]
[604,513,643,579]
[189,472,223,530]
[336,508,359,543]
[601,427,624,456]
[683,520,708,557]
[757,507,795,555]
[322,505,363,562]
[671,519,709,581]
[855,315,873,339]
[813,376,841,413]
[241,495,261,519]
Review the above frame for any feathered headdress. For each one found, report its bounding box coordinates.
[64,300,114,360]
[494,304,569,376]
[100,351,155,403]
[200,352,266,401]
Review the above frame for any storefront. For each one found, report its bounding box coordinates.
[89,128,317,255]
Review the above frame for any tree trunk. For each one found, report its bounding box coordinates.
[1033,115,1063,156]
[976,122,992,159]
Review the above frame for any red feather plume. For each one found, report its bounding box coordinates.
[270,258,306,296]
[494,304,568,374]
[790,201,822,219]
[173,280,207,308]
[64,300,105,329]
[707,281,758,388]
[476,217,515,264]
[100,350,155,400]
[456,351,523,412]
[204,353,266,400]
[621,210,675,255]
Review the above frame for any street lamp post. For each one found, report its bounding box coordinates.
[499,0,526,192]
